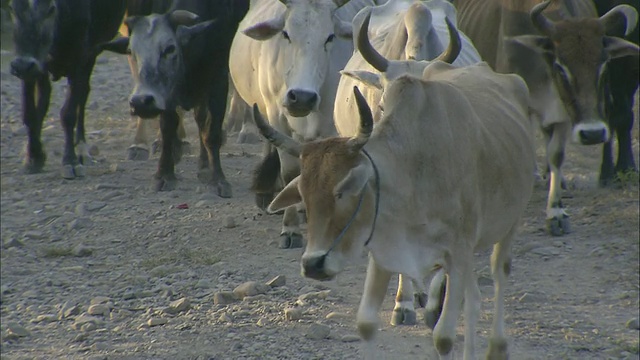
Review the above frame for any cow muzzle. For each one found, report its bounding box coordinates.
[573,122,610,145]
[129,94,164,118]
[301,253,335,281]
[284,89,318,117]
[10,57,44,80]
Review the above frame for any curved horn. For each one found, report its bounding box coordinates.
[349,87,373,151]
[599,5,639,37]
[358,11,389,72]
[434,17,461,64]
[252,104,301,157]
[169,10,200,27]
[530,0,556,36]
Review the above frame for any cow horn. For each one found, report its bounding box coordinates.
[434,17,461,64]
[599,5,639,37]
[252,104,301,157]
[358,11,389,72]
[349,87,373,151]
[333,0,352,9]
[279,0,288,6]
[169,10,200,27]
[530,0,556,36]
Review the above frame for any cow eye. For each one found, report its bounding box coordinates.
[162,44,176,56]
[282,30,291,42]
[325,34,335,45]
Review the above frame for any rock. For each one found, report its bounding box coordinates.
[3,237,24,249]
[72,314,104,331]
[195,200,212,208]
[305,323,331,340]
[341,335,361,343]
[68,218,92,231]
[266,275,286,288]
[518,293,544,303]
[219,312,233,323]
[22,290,38,298]
[81,323,97,332]
[298,290,331,302]
[91,342,108,351]
[224,217,237,229]
[147,317,168,327]
[213,292,237,305]
[6,322,30,338]
[325,312,350,321]
[24,231,45,240]
[243,294,268,303]
[59,302,81,319]
[233,281,268,299]
[530,247,559,256]
[284,307,303,321]
[194,279,212,289]
[86,201,107,212]
[87,304,111,317]
[32,314,57,323]
[110,163,124,173]
[88,144,100,156]
[90,296,111,305]
[163,297,190,315]
[149,265,174,277]
[101,190,124,201]
[72,244,93,257]
[257,317,269,327]
[75,203,87,217]
[626,318,640,330]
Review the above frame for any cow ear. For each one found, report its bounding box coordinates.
[341,70,382,90]
[267,176,302,214]
[99,37,130,55]
[242,15,285,40]
[124,16,142,32]
[603,36,640,59]
[334,17,353,39]
[333,163,371,199]
[177,20,216,47]
[506,35,553,54]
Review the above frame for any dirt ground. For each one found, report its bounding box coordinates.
[0,35,639,360]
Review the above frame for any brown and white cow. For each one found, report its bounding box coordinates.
[252,58,535,358]
[452,0,640,236]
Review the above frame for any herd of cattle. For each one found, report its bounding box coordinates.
[5,0,639,359]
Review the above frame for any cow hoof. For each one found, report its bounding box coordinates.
[154,175,177,192]
[24,159,45,174]
[127,145,150,161]
[181,141,192,156]
[279,233,303,249]
[390,307,417,326]
[214,180,232,198]
[486,337,509,360]
[237,131,261,144]
[255,193,275,211]
[74,164,86,178]
[414,292,427,308]
[61,164,84,179]
[547,215,571,236]
[425,307,442,330]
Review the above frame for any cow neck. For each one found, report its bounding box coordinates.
[327,148,381,253]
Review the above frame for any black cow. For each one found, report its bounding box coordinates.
[102,0,249,196]
[9,0,126,178]
[595,0,640,186]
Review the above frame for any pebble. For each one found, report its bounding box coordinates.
[305,323,331,340]
[219,312,234,323]
[68,218,92,231]
[6,322,30,338]
[24,231,45,240]
[90,296,111,305]
[257,317,269,327]
[233,281,268,299]
[626,318,640,330]
[194,279,212,289]
[72,314,104,331]
[298,290,331,302]
[32,314,58,323]
[101,190,124,201]
[341,335,361,343]
[59,302,81,319]
[518,293,544,303]
[147,317,168,327]
[266,275,286,288]
[213,292,237,305]
[243,294,268,303]
[284,308,303,321]
[3,237,23,249]
[224,217,237,229]
[72,244,93,257]
[531,247,560,256]
[325,312,350,321]
[86,202,107,212]
[87,304,111,317]
[163,297,191,315]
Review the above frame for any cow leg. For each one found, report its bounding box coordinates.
[545,122,571,236]
[391,274,417,326]
[154,110,179,191]
[155,109,189,159]
[22,77,50,173]
[195,76,232,198]
[127,116,152,161]
[279,150,303,249]
[486,230,514,360]
[462,267,481,360]
[357,256,392,359]
[599,139,616,187]
[252,142,281,210]
[432,254,467,360]
[227,85,259,144]
[612,87,638,177]
[425,268,446,330]
[74,55,98,167]
[59,73,90,179]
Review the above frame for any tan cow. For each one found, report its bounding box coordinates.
[252,57,535,358]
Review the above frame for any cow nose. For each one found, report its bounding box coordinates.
[10,58,41,80]
[302,254,331,280]
[129,94,160,118]
[578,128,607,145]
[285,89,318,117]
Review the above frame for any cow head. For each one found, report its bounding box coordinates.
[252,86,375,280]
[101,10,212,118]
[509,0,639,145]
[241,0,353,117]
[9,0,56,81]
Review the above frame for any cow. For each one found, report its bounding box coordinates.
[9,0,126,179]
[229,0,378,249]
[451,0,640,236]
[101,0,249,195]
[251,53,535,359]
[594,0,639,186]
[334,0,482,329]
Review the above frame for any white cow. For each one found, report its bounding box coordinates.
[334,0,482,329]
[229,0,380,248]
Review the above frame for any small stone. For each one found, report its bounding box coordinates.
[305,323,331,340]
[284,307,303,321]
[531,247,558,256]
[3,237,24,249]
[257,317,269,327]
[32,314,58,323]
[23,231,44,240]
[68,218,92,231]
[298,290,331,302]
[518,293,543,303]
[194,279,212,289]
[87,304,110,317]
[101,190,124,201]
[90,296,111,305]
[266,275,286,288]
[86,202,107,212]
[110,163,124,173]
[163,297,190,315]
[59,302,81,319]
[6,322,30,338]
[341,335,361,343]
[325,312,350,321]
[81,323,97,332]
[626,318,640,330]
[72,244,93,257]
[233,281,267,299]
[149,265,173,277]
[195,200,211,208]
[22,290,38,298]
[224,217,237,228]
[91,342,108,351]
[88,144,100,156]
[219,312,233,323]
[72,314,103,331]
[147,317,168,327]
[213,292,237,305]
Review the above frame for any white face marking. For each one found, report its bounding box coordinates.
[571,122,610,144]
